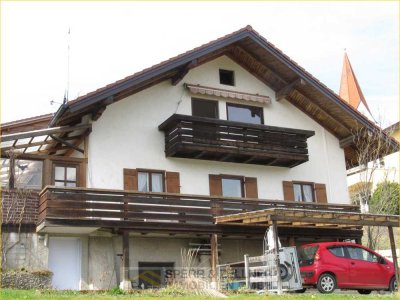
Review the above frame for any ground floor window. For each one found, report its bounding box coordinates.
[138,170,164,192]
[293,182,314,202]
[221,176,244,197]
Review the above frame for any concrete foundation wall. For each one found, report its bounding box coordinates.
[86,235,263,290]
[2,232,48,271]
[87,236,118,290]
[2,233,264,290]
[219,239,263,264]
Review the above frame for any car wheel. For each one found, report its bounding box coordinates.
[357,289,372,294]
[317,273,336,294]
[389,276,398,292]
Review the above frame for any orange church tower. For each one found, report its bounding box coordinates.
[339,52,373,118]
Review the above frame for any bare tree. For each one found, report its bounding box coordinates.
[348,124,398,249]
[1,149,32,269]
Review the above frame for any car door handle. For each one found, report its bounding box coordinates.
[351,262,355,265]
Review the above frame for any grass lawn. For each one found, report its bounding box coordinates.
[0,289,398,300]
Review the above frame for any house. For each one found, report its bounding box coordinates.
[1,26,398,290]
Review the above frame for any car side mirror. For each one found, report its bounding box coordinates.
[378,257,386,264]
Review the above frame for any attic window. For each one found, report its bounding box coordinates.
[219,69,235,86]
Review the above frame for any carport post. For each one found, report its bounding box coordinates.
[388,226,399,286]
[272,220,282,295]
[244,254,250,288]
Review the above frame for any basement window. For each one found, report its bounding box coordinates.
[219,69,235,86]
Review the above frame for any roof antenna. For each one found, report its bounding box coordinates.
[63,27,71,104]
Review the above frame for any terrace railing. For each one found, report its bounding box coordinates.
[38,186,360,233]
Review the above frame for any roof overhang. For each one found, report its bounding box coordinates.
[11,25,394,168]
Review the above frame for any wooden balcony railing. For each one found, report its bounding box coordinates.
[158,114,315,167]
[38,186,360,234]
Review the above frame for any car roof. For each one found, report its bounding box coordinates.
[300,241,363,248]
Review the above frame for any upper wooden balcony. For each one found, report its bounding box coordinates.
[37,186,361,236]
[158,114,315,167]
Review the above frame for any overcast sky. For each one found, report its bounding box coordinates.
[1,1,399,127]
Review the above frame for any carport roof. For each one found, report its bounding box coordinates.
[215,208,400,230]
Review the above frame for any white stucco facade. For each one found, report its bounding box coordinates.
[87,56,350,204]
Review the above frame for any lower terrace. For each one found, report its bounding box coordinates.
[31,186,366,240]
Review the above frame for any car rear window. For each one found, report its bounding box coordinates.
[328,246,345,258]
[297,245,319,266]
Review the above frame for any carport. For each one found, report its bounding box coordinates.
[216,208,399,293]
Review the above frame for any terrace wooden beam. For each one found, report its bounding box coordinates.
[64,129,91,157]
[49,134,84,154]
[276,78,306,101]
[1,139,54,152]
[0,152,86,162]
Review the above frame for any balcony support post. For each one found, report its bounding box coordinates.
[210,233,219,288]
[120,230,132,291]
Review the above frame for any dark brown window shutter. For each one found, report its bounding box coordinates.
[166,172,180,193]
[245,177,258,198]
[209,175,222,196]
[283,181,294,201]
[315,183,328,203]
[123,168,138,191]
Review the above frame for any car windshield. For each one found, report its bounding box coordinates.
[297,245,319,266]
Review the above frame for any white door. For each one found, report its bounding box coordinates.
[48,237,81,290]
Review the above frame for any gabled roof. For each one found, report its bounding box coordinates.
[339,53,372,114]
[4,26,398,167]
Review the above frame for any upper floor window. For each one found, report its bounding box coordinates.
[293,182,314,202]
[138,170,164,192]
[192,98,219,119]
[221,176,244,197]
[219,69,235,86]
[54,164,77,187]
[227,103,264,125]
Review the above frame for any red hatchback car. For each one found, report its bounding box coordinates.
[297,242,398,294]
